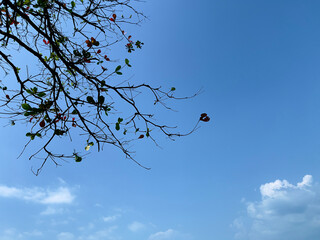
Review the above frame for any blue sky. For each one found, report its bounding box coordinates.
[1,0,320,239]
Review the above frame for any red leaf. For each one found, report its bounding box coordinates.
[112,14,117,20]
[200,116,210,122]
[97,49,101,54]
[39,119,45,128]
[200,113,210,122]
[109,18,115,22]
[85,39,92,47]
[5,94,10,100]
[138,134,144,139]
[43,39,49,45]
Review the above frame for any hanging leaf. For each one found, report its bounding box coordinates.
[98,95,105,104]
[75,155,82,162]
[39,119,45,128]
[86,96,95,104]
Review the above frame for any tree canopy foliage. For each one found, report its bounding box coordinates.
[0,0,210,174]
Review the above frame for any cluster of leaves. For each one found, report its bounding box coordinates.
[0,0,209,174]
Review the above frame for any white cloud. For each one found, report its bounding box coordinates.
[103,214,120,223]
[40,206,64,215]
[233,175,320,240]
[148,229,191,240]
[40,187,74,204]
[149,229,176,240]
[22,230,43,237]
[0,228,42,240]
[78,226,119,240]
[0,185,75,204]
[78,223,95,231]
[128,221,145,232]
[58,178,67,185]
[57,232,74,240]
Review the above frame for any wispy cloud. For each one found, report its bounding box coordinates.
[233,175,320,240]
[148,229,191,240]
[40,206,64,215]
[103,214,121,223]
[0,185,75,204]
[78,226,119,240]
[0,228,43,240]
[57,232,75,240]
[128,221,145,232]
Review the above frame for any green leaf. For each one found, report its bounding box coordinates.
[54,129,65,136]
[75,155,82,162]
[86,96,95,104]
[98,96,105,104]
[44,114,51,122]
[135,40,144,49]
[21,103,31,110]
[84,51,91,58]
[71,109,78,114]
[71,1,75,8]
[118,117,123,123]
[171,87,176,91]
[116,72,122,75]
[26,132,31,137]
[125,58,132,67]
[115,65,121,72]
[73,50,81,56]
[2,86,7,90]
[115,122,120,131]
[37,92,46,97]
